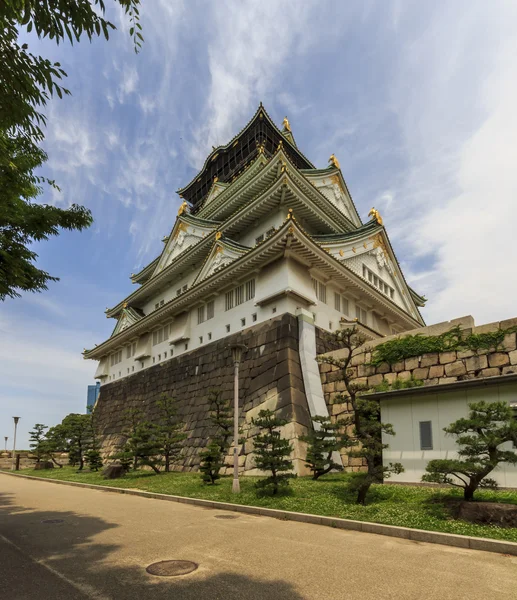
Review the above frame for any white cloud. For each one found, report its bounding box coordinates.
[387,1,517,325]
[187,1,316,167]
[117,64,139,103]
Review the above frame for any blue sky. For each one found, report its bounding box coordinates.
[2,0,517,449]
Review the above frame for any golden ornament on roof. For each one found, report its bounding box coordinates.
[213,176,218,183]
[286,208,294,220]
[329,154,340,169]
[282,117,291,132]
[177,201,188,216]
[368,207,383,225]
[122,301,128,308]
[215,231,222,240]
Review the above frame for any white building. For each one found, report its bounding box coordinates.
[380,375,517,488]
[84,105,426,383]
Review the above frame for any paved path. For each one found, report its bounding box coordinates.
[1,475,516,600]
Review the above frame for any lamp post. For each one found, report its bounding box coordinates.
[229,344,247,493]
[4,437,8,452]
[11,417,20,471]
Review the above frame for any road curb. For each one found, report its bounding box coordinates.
[2,471,517,556]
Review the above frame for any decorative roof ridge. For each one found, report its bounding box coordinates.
[177,103,315,196]
[312,220,381,241]
[196,153,269,217]
[86,219,420,357]
[300,165,362,227]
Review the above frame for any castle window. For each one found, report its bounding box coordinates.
[252,313,257,322]
[160,299,164,306]
[312,277,327,303]
[235,284,244,306]
[208,332,212,340]
[152,326,169,346]
[241,318,246,327]
[255,234,264,245]
[153,357,155,363]
[184,343,188,351]
[197,305,205,324]
[225,290,234,311]
[419,421,433,450]
[132,366,134,372]
[226,324,231,332]
[155,302,159,310]
[164,351,167,358]
[245,279,255,301]
[158,354,161,361]
[334,292,341,312]
[272,307,277,313]
[207,300,215,320]
[342,297,350,316]
[199,336,203,344]
[266,227,275,237]
[182,284,187,292]
[176,289,181,296]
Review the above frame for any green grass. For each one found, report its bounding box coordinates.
[11,467,517,543]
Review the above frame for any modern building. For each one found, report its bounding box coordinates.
[84,105,425,384]
[86,381,100,413]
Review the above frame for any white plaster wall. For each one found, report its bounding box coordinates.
[381,382,517,488]
[235,208,286,248]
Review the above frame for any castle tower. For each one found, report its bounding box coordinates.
[84,105,425,473]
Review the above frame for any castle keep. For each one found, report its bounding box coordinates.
[84,105,426,472]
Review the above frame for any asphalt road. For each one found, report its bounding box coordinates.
[1,474,516,600]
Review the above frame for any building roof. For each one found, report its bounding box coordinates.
[177,104,315,211]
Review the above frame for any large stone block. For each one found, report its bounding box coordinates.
[439,351,457,364]
[412,367,429,380]
[368,374,384,387]
[384,372,397,385]
[479,367,501,378]
[405,357,420,371]
[510,350,517,365]
[445,361,467,377]
[465,355,488,372]
[488,353,510,368]
[501,317,517,330]
[392,361,405,372]
[420,353,439,367]
[429,365,444,378]
[502,333,517,352]
[397,371,412,382]
[375,362,390,374]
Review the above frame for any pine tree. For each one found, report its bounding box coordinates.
[155,394,187,472]
[199,390,233,484]
[252,409,294,494]
[301,415,347,480]
[59,414,92,471]
[28,423,48,464]
[423,401,517,500]
[318,327,403,505]
[85,411,103,472]
[117,408,162,474]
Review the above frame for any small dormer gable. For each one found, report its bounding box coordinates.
[152,215,219,277]
[194,237,250,284]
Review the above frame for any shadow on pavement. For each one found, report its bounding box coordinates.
[0,490,305,599]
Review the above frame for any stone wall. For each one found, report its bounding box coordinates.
[0,451,68,470]
[318,316,517,471]
[95,313,312,475]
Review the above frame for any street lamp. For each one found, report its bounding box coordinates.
[229,344,247,493]
[11,417,20,471]
[4,437,8,452]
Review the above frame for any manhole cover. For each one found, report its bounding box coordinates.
[214,514,239,520]
[41,519,64,524]
[146,560,198,577]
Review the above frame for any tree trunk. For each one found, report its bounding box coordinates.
[356,483,370,505]
[165,454,170,473]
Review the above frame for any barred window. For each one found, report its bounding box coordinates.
[235,284,244,306]
[334,292,341,312]
[342,297,349,316]
[245,279,255,301]
[152,326,168,346]
[207,300,215,320]
[197,305,205,324]
[266,227,275,237]
[255,234,264,245]
[225,290,234,311]
[363,264,395,299]
[355,306,368,324]
[318,282,327,304]
[312,277,318,295]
